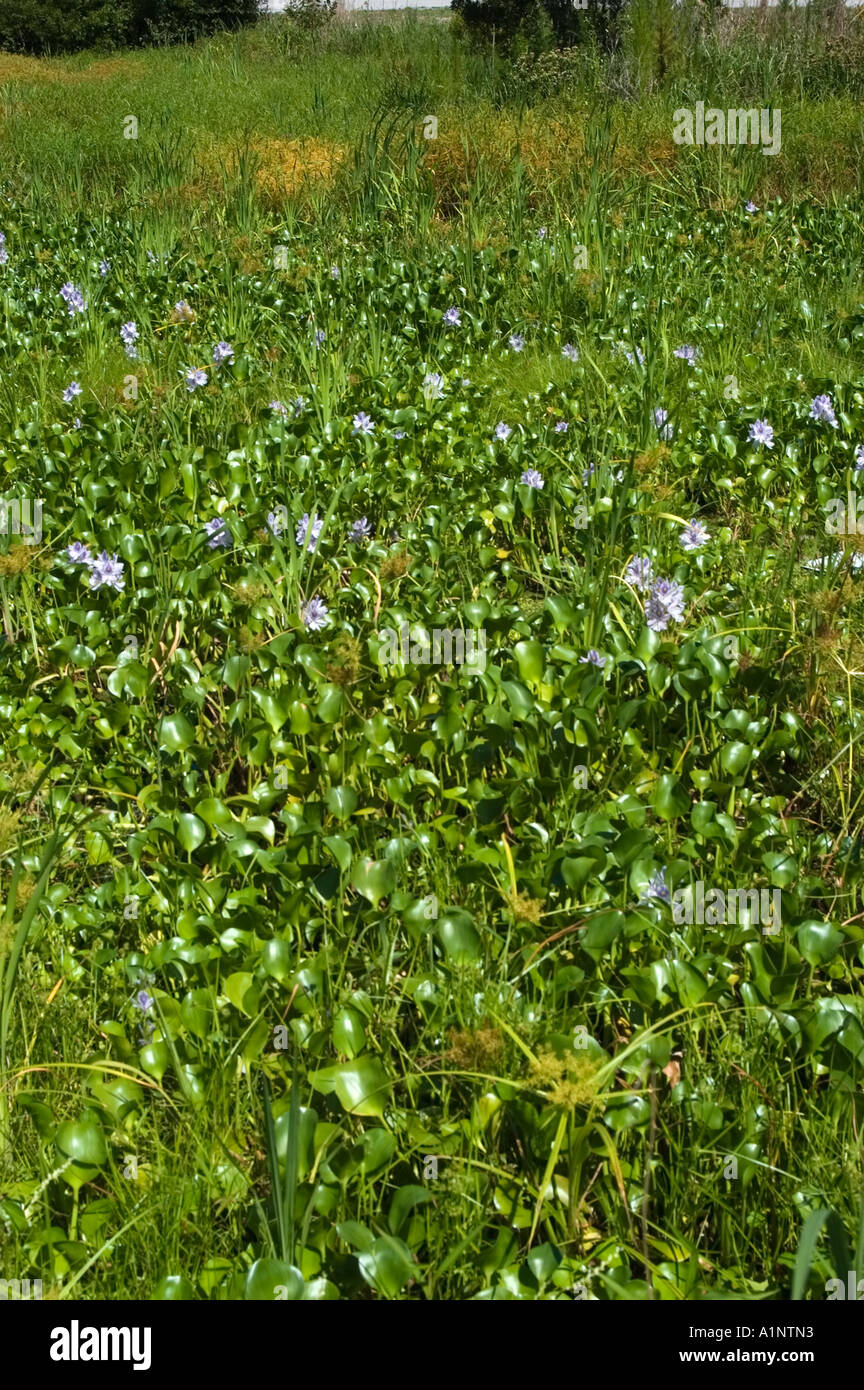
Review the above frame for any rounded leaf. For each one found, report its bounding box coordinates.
[158,714,195,752]
[332,1006,366,1058]
[176,813,207,852]
[55,1118,108,1178]
[151,1275,196,1300]
[513,640,545,684]
[351,857,396,906]
[310,1058,391,1118]
[437,910,481,964]
[797,920,844,967]
[326,785,358,821]
[245,1260,305,1301]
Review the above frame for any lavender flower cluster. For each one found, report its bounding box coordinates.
[67,542,125,592]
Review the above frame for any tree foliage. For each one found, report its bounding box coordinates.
[0,0,263,55]
[451,0,628,53]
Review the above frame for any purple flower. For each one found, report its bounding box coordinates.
[266,509,285,537]
[810,394,838,428]
[494,422,511,442]
[269,400,289,417]
[582,464,595,484]
[349,517,372,542]
[330,265,340,279]
[205,517,230,550]
[120,321,138,360]
[296,513,323,552]
[313,328,326,348]
[0,234,9,268]
[641,868,670,904]
[624,555,653,592]
[423,372,444,400]
[748,419,774,449]
[623,345,645,367]
[443,306,461,326]
[98,259,111,276]
[745,200,758,213]
[674,344,699,364]
[645,577,686,632]
[353,411,374,436]
[520,469,544,489]
[134,984,155,1044]
[509,333,525,352]
[562,343,579,362]
[393,428,406,440]
[554,420,568,433]
[301,596,329,631]
[60,282,86,316]
[212,340,234,367]
[88,551,125,593]
[855,445,864,471]
[537,226,548,240]
[67,541,92,564]
[62,382,82,404]
[680,520,710,551]
[580,649,605,668]
[174,300,195,322]
[654,407,673,440]
[185,368,207,392]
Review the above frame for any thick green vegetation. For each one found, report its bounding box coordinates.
[1,4,864,1301]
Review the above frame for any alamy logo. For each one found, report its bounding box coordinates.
[377,623,486,673]
[0,1278,42,1299]
[825,490,864,535]
[672,882,781,933]
[672,102,781,157]
[826,1272,864,1300]
[0,497,43,545]
[49,1322,151,1371]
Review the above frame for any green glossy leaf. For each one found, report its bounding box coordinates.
[797,920,844,966]
[158,714,195,752]
[55,1118,107,1180]
[332,1006,366,1058]
[389,1184,431,1237]
[310,1058,391,1117]
[225,972,258,1015]
[437,909,481,963]
[245,1259,305,1301]
[357,1236,415,1297]
[326,785,358,821]
[721,741,752,775]
[351,856,396,906]
[151,1275,196,1300]
[176,813,207,852]
[261,939,294,983]
[651,774,689,820]
[513,640,544,684]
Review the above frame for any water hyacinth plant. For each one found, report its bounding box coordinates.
[0,0,864,1313]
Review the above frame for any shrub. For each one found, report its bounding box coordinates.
[131,0,264,46]
[0,0,263,55]
[280,0,337,34]
[508,45,587,98]
[0,0,133,54]
[451,0,629,53]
